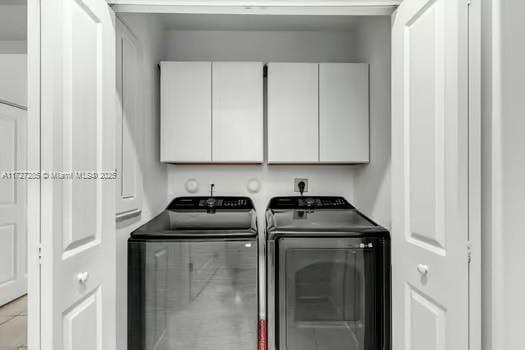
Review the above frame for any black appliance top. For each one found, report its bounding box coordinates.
[167,196,254,211]
[266,196,389,240]
[267,196,354,210]
[130,196,257,239]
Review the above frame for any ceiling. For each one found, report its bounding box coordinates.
[0,2,27,41]
[158,13,364,32]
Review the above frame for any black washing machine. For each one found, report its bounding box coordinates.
[128,196,259,350]
[265,196,391,350]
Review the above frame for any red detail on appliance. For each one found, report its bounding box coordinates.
[258,319,267,350]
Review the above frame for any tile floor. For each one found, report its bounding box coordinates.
[0,295,27,350]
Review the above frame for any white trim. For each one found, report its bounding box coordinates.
[0,99,27,111]
[468,1,482,350]
[27,1,41,350]
[110,4,397,15]
[489,0,504,349]
[115,209,142,222]
[107,0,402,5]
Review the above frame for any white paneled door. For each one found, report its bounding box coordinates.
[392,0,469,349]
[0,103,26,306]
[40,0,116,349]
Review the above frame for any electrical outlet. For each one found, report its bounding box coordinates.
[294,178,309,193]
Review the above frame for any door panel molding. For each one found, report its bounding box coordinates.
[63,288,102,350]
[0,103,27,307]
[62,0,105,255]
[0,224,16,287]
[403,0,447,256]
[405,283,446,350]
[116,17,144,219]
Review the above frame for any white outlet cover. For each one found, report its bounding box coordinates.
[247,178,261,193]
[185,178,199,193]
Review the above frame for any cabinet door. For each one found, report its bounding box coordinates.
[161,62,211,162]
[268,63,319,163]
[319,63,369,163]
[212,62,263,163]
[116,18,142,220]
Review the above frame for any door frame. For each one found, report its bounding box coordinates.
[108,0,401,16]
[25,1,482,350]
[27,0,41,349]
[468,1,482,349]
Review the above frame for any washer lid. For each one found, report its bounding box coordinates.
[266,196,388,237]
[130,196,257,238]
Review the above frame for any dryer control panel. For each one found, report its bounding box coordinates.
[268,196,354,210]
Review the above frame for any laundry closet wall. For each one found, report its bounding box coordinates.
[115,14,168,350]
[163,23,392,229]
[482,0,525,349]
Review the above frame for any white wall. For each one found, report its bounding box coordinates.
[352,17,391,228]
[0,3,27,54]
[114,13,168,350]
[162,25,393,226]
[0,54,27,107]
[163,29,360,62]
[163,26,366,220]
[168,165,357,227]
[162,26,372,222]
[161,27,380,217]
[483,0,525,349]
[0,41,26,54]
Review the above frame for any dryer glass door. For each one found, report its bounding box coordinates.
[277,237,384,350]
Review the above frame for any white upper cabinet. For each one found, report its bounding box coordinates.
[161,61,263,163]
[268,62,369,164]
[212,62,263,163]
[319,63,369,163]
[267,63,319,163]
[161,61,212,162]
[163,61,368,164]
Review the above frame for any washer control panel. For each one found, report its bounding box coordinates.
[168,196,253,211]
[268,196,353,210]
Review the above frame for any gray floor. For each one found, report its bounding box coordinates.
[0,295,27,350]
[286,325,360,350]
